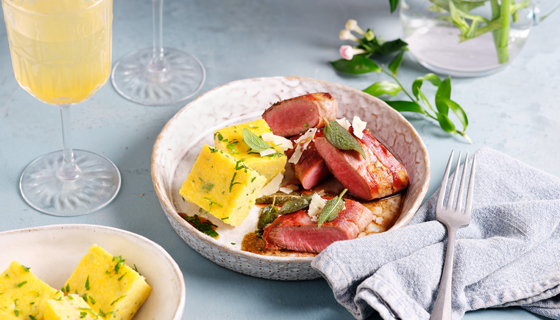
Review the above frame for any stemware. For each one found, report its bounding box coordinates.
[1,0,121,216]
[111,0,205,106]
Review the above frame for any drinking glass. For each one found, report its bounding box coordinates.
[1,0,121,216]
[111,0,205,106]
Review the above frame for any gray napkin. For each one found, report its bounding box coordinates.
[311,147,560,320]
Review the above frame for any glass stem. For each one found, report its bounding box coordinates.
[57,105,81,180]
[148,0,169,73]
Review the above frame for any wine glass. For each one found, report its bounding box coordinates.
[111,0,205,106]
[1,0,121,216]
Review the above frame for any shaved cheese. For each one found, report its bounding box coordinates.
[352,116,367,139]
[259,148,276,157]
[307,193,326,221]
[279,184,299,194]
[262,132,293,151]
[258,173,284,197]
[288,144,303,164]
[336,118,351,130]
[375,216,384,224]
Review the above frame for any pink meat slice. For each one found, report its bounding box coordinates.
[263,199,372,253]
[262,92,338,137]
[314,129,408,200]
[286,138,331,190]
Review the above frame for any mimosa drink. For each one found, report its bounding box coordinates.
[3,0,112,105]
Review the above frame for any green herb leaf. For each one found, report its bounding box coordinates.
[363,81,402,97]
[330,56,381,74]
[318,189,348,228]
[323,120,366,159]
[242,128,271,152]
[21,265,30,272]
[278,194,314,215]
[436,76,452,100]
[376,39,408,55]
[388,49,406,75]
[436,113,457,134]
[384,100,426,114]
[183,214,219,238]
[85,276,90,291]
[436,96,469,131]
[258,205,279,230]
[412,73,442,100]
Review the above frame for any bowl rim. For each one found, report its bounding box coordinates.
[0,223,186,320]
[151,76,430,264]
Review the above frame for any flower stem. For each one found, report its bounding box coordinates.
[497,0,511,64]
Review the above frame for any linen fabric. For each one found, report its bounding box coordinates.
[311,147,560,320]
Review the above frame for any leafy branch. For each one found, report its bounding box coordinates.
[331,20,471,143]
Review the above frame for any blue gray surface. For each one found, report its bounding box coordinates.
[0,1,558,319]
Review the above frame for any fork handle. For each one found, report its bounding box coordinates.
[430,226,457,320]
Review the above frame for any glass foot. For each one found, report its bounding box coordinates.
[20,150,121,216]
[111,47,205,106]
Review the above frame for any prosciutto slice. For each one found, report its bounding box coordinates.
[263,199,372,253]
[314,128,408,200]
[262,93,338,137]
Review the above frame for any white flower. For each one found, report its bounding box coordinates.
[345,19,366,37]
[339,45,367,60]
[339,29,360,42]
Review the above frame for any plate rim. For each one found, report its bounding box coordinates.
[151,76,430,264]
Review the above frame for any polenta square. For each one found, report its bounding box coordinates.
[0,261,63,319]
[62,245,151,320]
[214,119,286,183]
[180,145,267,227]
[44,294,99,320]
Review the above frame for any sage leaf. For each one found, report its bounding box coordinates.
[318,189,348,228]
[278,194,314,215]
[384,100,426,114]
[324,120,366,159]
[363,81,401,97]
[242,128,271,152]
[330,56,381,74]
[388,49,406,75]
[412,73,442,99]
[258,205,279,230]
[256,193,301,205]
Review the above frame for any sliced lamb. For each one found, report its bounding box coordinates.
[262,92,338,137]
[314,129,409,201]
[286,130,331,190]
[263,199,372,253]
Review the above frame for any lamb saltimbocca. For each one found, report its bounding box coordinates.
[247,92,410,255]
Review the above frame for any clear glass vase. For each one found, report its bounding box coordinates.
[400,0,536,77]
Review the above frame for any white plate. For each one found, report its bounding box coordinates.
[151,76,430,280]
[0,224,185,320]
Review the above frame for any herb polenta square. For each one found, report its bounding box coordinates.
[180,144,267,227]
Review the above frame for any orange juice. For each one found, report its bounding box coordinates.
[1,0,112,105]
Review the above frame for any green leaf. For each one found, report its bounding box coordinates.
[388,0,400,13]
[377,39,408,55]
[436,113,457,134]
[324,120,367,159]
[363,81,402,97]
[436,96,469,131]
[258,205,279,230]
[412,73,442,99]
[436,76,452,99]
[318,189,348,228]
[330,56,381,74]
[388,50,406,75]
[242,128,271,152]
[384,100,426,114]
[278,194,314,215]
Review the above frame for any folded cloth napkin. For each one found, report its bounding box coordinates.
[311,147,560,320]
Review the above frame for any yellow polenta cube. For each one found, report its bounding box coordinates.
[44,294,99,320]
[63,245,151,320]
[0,261,63,319]
[180,145,267,227]
[214,119,286,183]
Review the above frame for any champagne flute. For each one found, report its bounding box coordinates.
[111,0,205,106]
[1,0,121,216]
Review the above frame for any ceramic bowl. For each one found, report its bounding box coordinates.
[0,224,185,320]
[151,76,430,280]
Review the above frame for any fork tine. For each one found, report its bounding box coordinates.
[455,152,470,212]
[437,150,455,211]
[464,154,477,215]
[445,151,462,210]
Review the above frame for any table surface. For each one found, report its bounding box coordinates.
[1,0,558,319]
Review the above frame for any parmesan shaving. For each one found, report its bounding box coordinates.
[307,193,326,221]
[336,118,351,130]
[258,173,284,197]
[288,144,303,164]
[352,116,367,139]
[279,184,299,194]
[259,148,276,157]
[262,132,293,151]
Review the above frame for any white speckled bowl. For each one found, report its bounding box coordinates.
[151,77,430,280]
[0,224,185,320]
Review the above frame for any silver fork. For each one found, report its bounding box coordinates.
[430,151,477,320]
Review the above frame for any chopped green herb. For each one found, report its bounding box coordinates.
[68,295,73,300]
[183,214,219,238]
[226,139,239,154]
[110,295,126,306]
[112,256,126,274]
[221,217,229,221]
[29,315,37,320]
[251,177,256,182]
[204,197,222,211]
[201,182,214,193]
[14,309,20,316]
[5,273,9,278]
[21,265,30,272]
[118,272,127,281]
[89,295,96,305]
[229,172,242,192]
[231,243,236,245]
[209,147,219,153]
[85,276,90,291]
[304,123,309,127]
[216,132,224,141]
[65,284,70,293]
[80,312,88,319]
[15,281,27,288]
